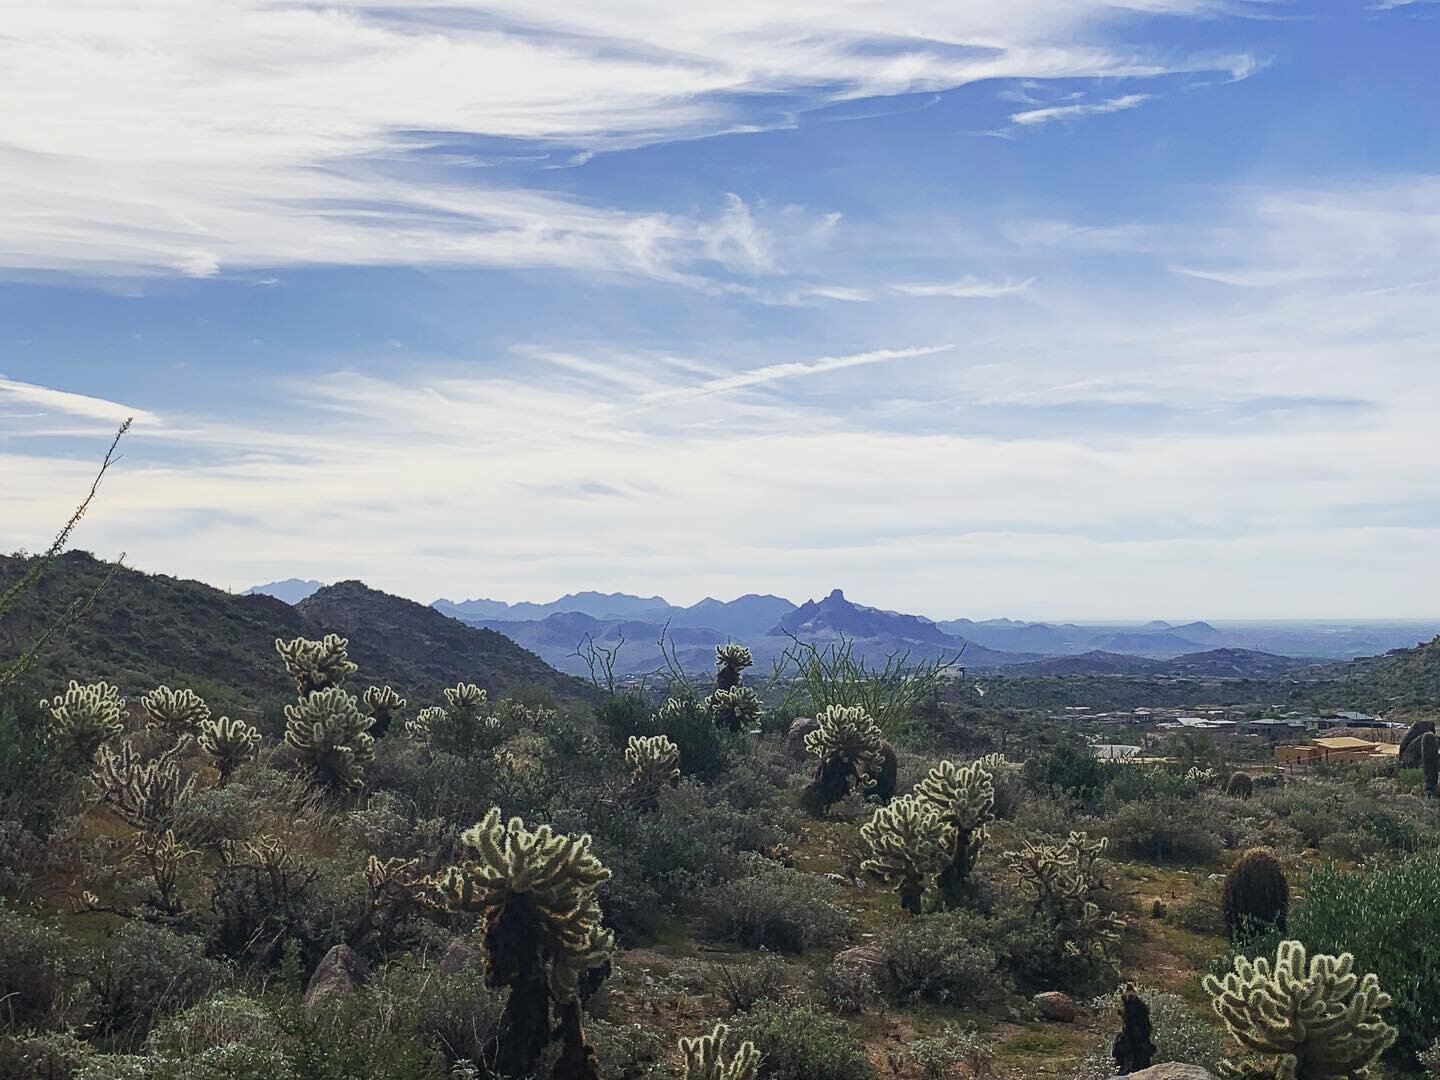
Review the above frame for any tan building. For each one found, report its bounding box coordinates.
[1275,736,1399,768]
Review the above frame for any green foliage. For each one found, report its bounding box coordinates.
[653,695,735,780]
[777,634,955,737]
[859,794,950,915]
[197,714,262,784]
[0,684,88,836]
[1105,796,1222,864]
[1223,849,1289,941]
[681,1023,760,1080]
[1204,939,1396,1080]
[709,953,787,1014]
[0,902,85,1030]
[87,921,231,1038]
[703,860,854,953]
[732,999,876,1080]
[883,913,1000,1006]
[283,687,375,792]
[428,683,501,759]
[1288,853,1440,1058]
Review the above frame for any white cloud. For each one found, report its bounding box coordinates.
[1009,92,1153,127]
[0,376,157,425]
[0,2,1262,279]
[891,277,1035,298]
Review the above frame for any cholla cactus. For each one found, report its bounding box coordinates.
[282,687,374,792]
[1185,766,1217,786]
[625,735,680,812]
[362,685,406,739]
[405,705,444,743]
[432,808,613,1080]
[138,828,197,914]
[681,1023,760,1080]
[715,644,753,692]
[705,686,763,732]
[90,737,196,830]
[860,794,953,915]
[42,680,126,760]
[274,634,357,695]
[1007,831,1123,965]
[803,704,884,815]
[140,686,210,733]
[915,757,996,906]
[1204,940,1396,1079]
[197,715,261,785]
[433,683,500,758]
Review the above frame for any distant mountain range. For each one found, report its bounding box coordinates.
[243,578,1440,678]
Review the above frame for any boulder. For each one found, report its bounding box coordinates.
[304,944,368,1013]
[1032,990,1077,1022]
[1124,1066,1217,1080]
[787,716,820,759]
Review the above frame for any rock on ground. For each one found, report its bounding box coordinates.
[304,943,368,1013]
[1032,990,1077,1022]
[1124,1065,1218,1080]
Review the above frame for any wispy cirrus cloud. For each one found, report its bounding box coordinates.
[1009,92,1153,128]
[0,376,156,426]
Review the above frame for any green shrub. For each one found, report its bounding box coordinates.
[702,861,853,953]
[709,953,788,1013]
[88,922,230,1037]
[1290,853,1440,1058]
[1105,797,1221,864]
[733,1000,876,1080]
[0,1030,91,1077]
[0,904,83,1030]
[883,913,1000,1006]
[1072,987,1224,1079]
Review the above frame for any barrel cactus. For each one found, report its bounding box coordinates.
[1225,771,1254,799]
[681,1023,759,1080]
[197,715,262,785]
[275,634,357,695]
[1204,940,1396,1079]
[1222,848,1288,941]
[803,704,884,815]
[140,686,210,733]
[432,808,613,1079]
[282,687,374,792]
[361,685,406,739]
[860,794,952,914]
[42,680,126,760]
[915,757,996,906]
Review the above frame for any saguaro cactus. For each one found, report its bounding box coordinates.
[1204,940,1396,1079]
[915,757,996,906]
[42,680,125,760]
[1222,848,1288,941]
[624,735,680,812]
[282,687,375,792]
[432,808,614,1080]
[1112,984,1156,1074]
[1422,731,1439,796]
[361,685,406,739]
[803,704,884,814]
[140,686,210,733]
[274,634,357,695]
[197,715,261,785]
[860,794,952,914]
[681,1023,760,1080]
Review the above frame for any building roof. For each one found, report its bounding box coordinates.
[1313,736,1381,751]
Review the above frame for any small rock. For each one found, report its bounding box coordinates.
[1032,990,1077,1022]
[437,937,482,977]
[304,944,368,1013]
[787,716,820,758]
[1123,1065,1217,1080]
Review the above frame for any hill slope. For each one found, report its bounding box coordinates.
[0,553,595,712]
[1315,636,1440,714]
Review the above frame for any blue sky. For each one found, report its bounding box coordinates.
[3,0,1439,619]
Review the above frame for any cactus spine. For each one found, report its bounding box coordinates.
[681,1023,760,1080]
[282,687,374,792]
[1113,984,1156,1074]
[1222,848,1288,941]
[42,680,125,760]
[803,704,884,815]
[197,715,261,785]
[361,685,406,739]
[860,794,951,914]
[1225,771,1254,799]
[140,686,210,733]
[405,705,444,743]
[915,757,996,906]
[90,737,196,830]
[1204,940,1396,1079]
[274,634,357,695]
[432,808,613,1080]
[624,735,680,812]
